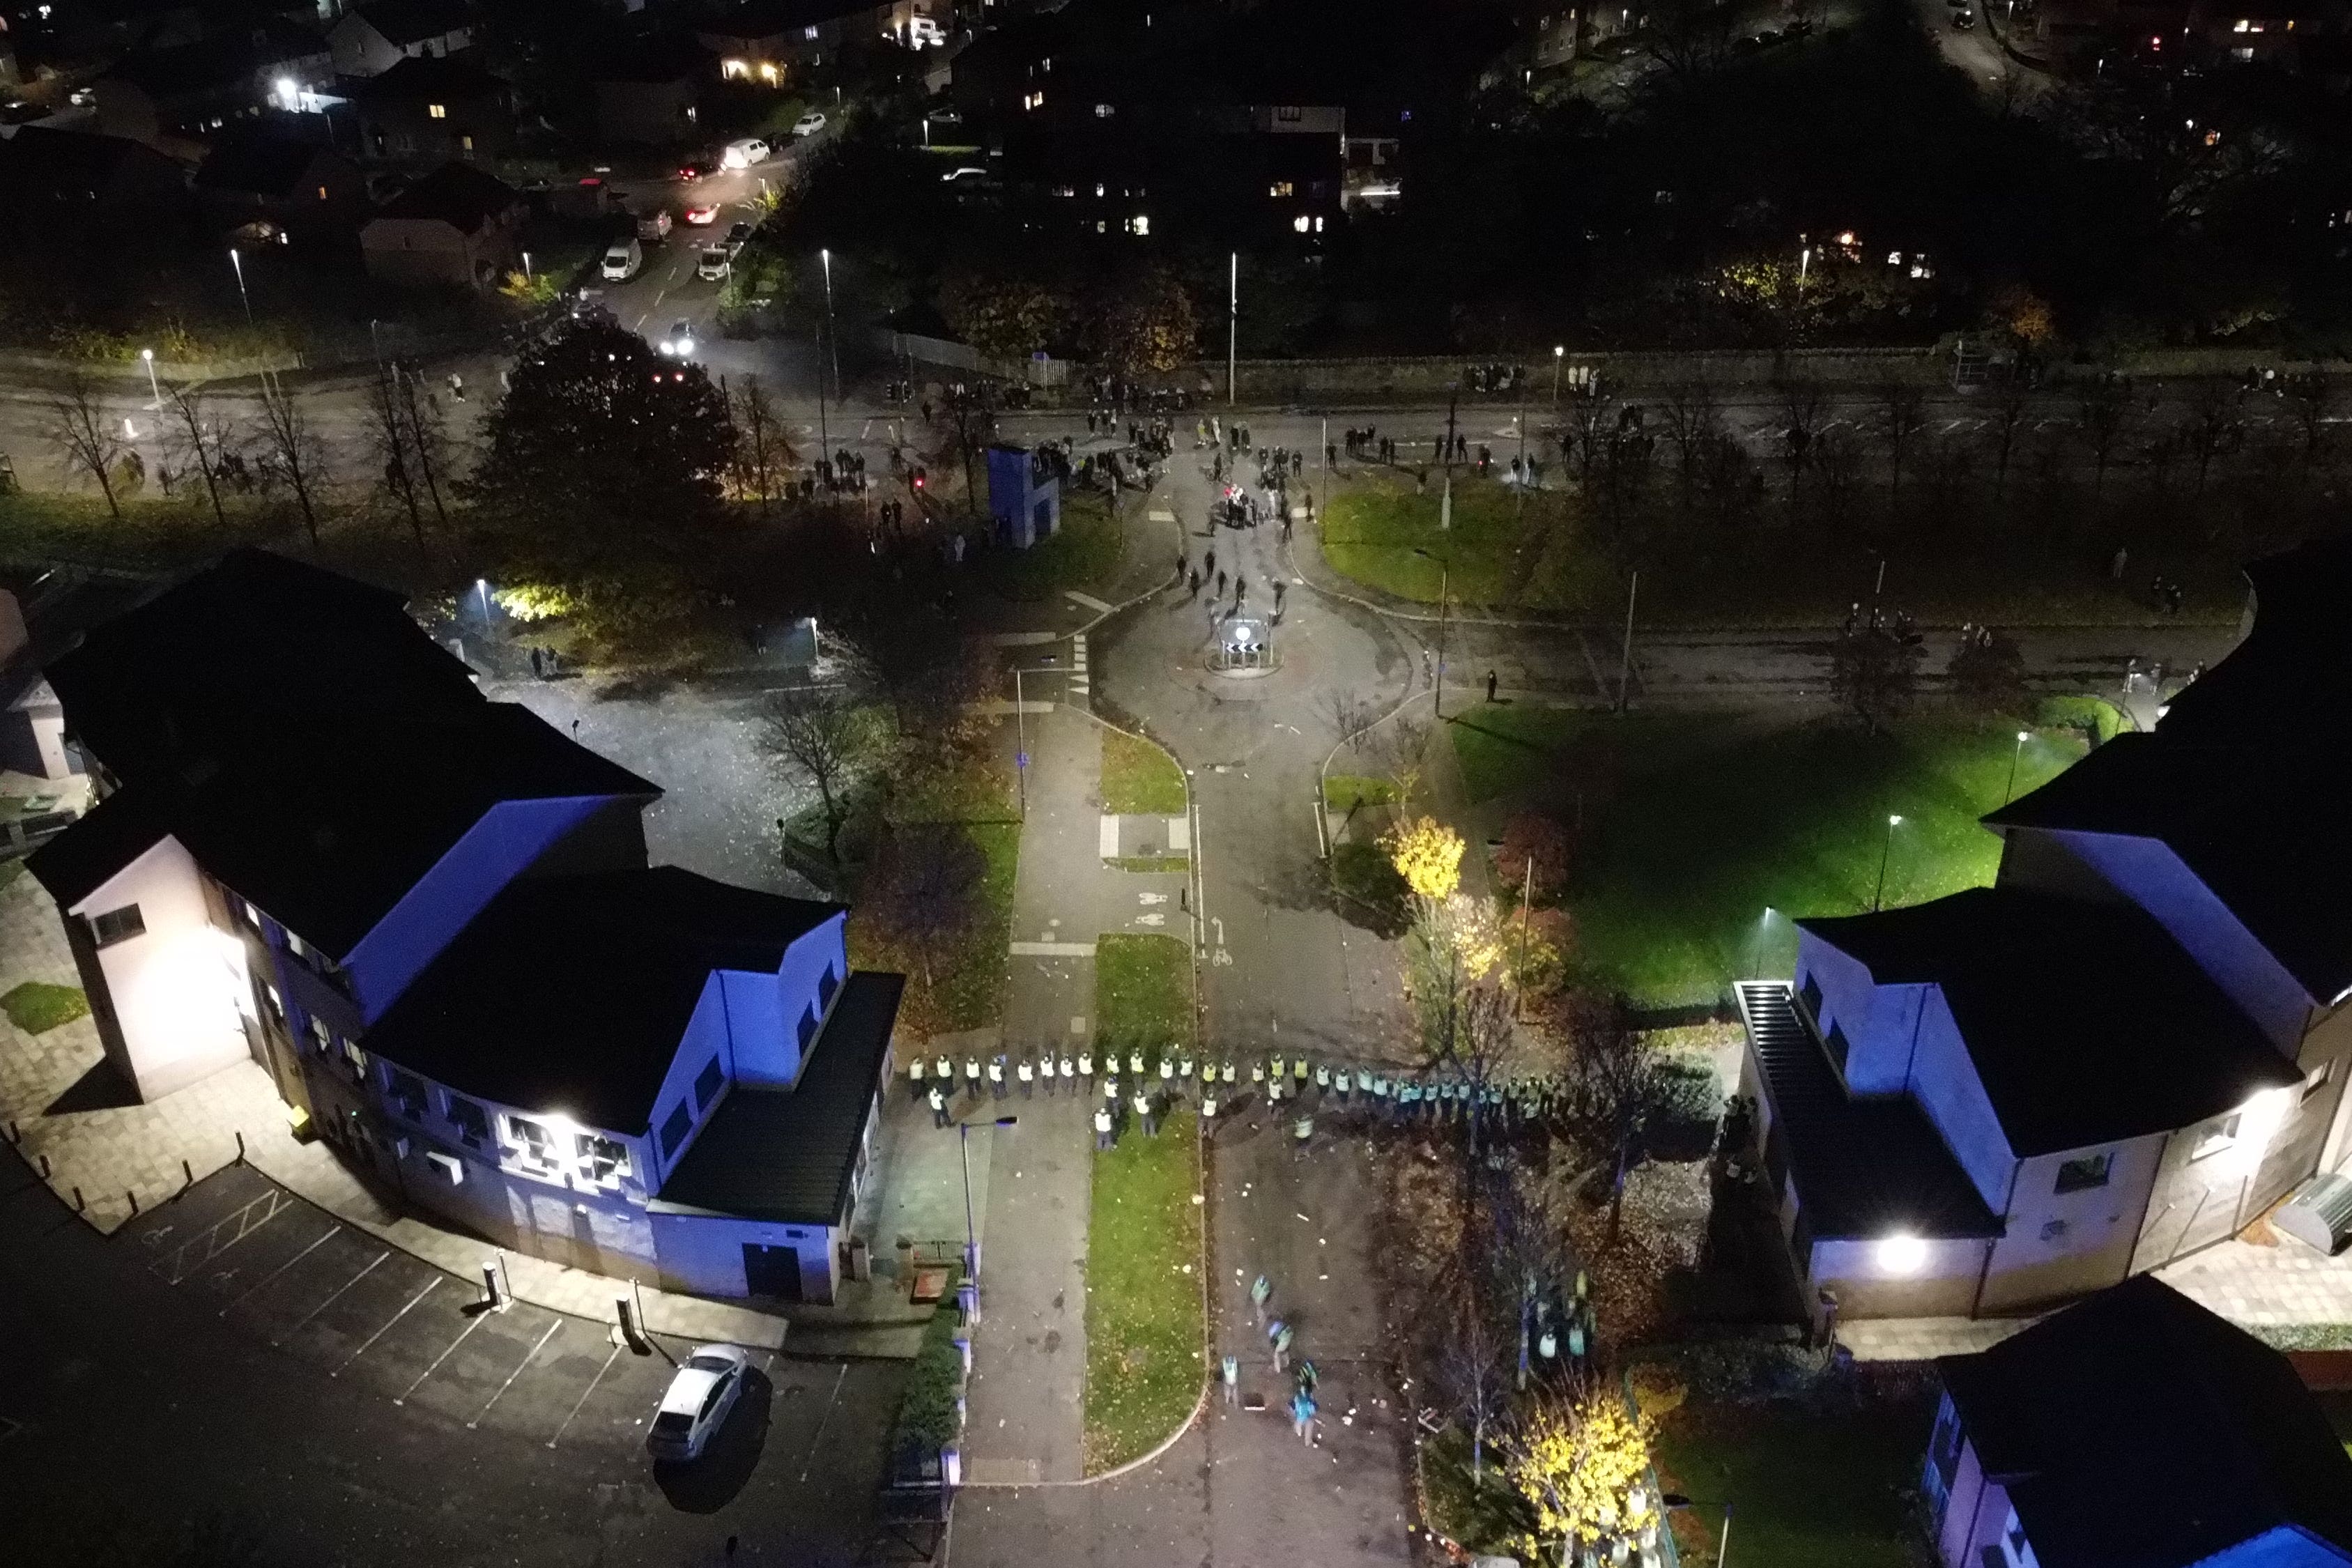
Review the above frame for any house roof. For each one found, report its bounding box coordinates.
[1986,732,2352,1006]
[1735,981,2002,1240]
[43,548,482,787]
[0,125,180,199]
[371,160,519,231]
[364,868,846,1134]
[107,19,328,99]
[27,705,656,953]
[1798,889,2297,1156]
[654,970,903,1225]
[1938,1276,2352,1568]
[592,31,712,84]
[352,50,507,103]
[697,0,875,41]
[2158,535,2352,747]
[194,123,335,197]
[348,0,474,47]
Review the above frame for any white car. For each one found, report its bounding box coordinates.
[646,1344,750,1462]
[658,318,696,357]
[697,246,732,281]
[792,112,827,138]
[721,137,771,169]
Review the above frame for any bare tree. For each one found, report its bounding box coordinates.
[364,365,427,558]
[162,383,232,532]
[2074,378,2130,502]
[1555,992,1663,1244]
[40,374,126,522]
[1437,1286,1513,1484]
[729,373,797,512]
[1655,383,1719,516]
[1776,379,1827,509]
[2180,379,2241,498]
[2286,373,2333,470]
[1640,0,1733,84]
[1987,381,2032,502]
[393,368,452,530]
[763,686,868,865]
[1808,426,1866,537]
[1875,382,1929,509]
[254,371,331,549]
[1827,619,1923,735]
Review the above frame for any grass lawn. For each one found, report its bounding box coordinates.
[1654,1397,1933,1568]
[1,981,88,1034]
[982,489,1126,602]
[1084,931,1204,1473]
[1101,728,1187,816]
[1323,774,1399,812]
[1447,705,2086,1007]
[1321,470,1603,612]
[847,741,1020,1033]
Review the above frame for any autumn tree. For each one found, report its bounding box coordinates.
[1554,992,1672,1243]
[1384,815,1466,906]
[1494,812,1571,906]
[939,269,1068,363]
[1506,1386,1661,1564]
[1083,269,1197,375]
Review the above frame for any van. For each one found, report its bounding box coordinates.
[908,15,945,45]
[636,208,672,242]
[697,246,731,282]
[721,137,771,169]
[600,237,643,282]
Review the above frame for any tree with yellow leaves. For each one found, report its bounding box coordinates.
[1384,815,1466,904]
[1506,1387,1661,1563]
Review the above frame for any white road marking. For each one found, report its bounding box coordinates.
[334,1275,441,1377]
[1010,940,1098,957]
[272,1249,387,1346]
[548,1342,624,1448]
[394,1303,493,1404]
[222,1224,341,1318]
[469,1319,564,1428]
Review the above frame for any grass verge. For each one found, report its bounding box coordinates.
[1,981,88,1034]
[1323,774,1399,812]
[1102,728,1188,816]
[1447,705,2086,1006]
[847,742,1020,1033]
[1654,1396,1932,1568]
[982,489,1125,601]
[1084,932,1203,1473]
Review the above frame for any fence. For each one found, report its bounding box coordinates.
[872,330,1069,388]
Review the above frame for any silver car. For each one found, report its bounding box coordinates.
[646,1344,750,1462]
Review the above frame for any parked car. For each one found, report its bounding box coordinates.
[1950,8,1976,26]
[646,1345,749,1463]
[684,202,720,225]
[600,238,643,282]
[698,247,731,281]
[636,208,672,242]
[678,157,714,182]
[923,109,963,129]
[658,318,696,357]
[792,111,827,138]
[721,137,771,169]
[725,221,753,252]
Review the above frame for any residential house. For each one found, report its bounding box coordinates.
[1925,1277,2352,1568]
[194,118,366,240]
[592,34,707,146]
[351,52,512,164]
[1736,535,2352,1328]
[26,548,907,1302]
[0,124,192,233]
[360,159,520,289]
[696,0,933,79]
[328,0,475,78]
[95,18,334,144]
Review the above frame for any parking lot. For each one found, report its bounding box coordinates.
[115,1162,895,1519]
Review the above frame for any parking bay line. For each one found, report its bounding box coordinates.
[272,1249,388,1346]
[394,1303,493,1404]
[221,1224,341,1318]
[469,1319,563,1429]
[798,1362,849,1483]
[334,1275,440,1378]
[548,1342,626,1449]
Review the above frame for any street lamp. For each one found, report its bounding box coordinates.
[820,246,840,406]
[1413,548,1450,719]
[957,1115,1017,1298]
[521,250,533,279]
[1009,665,1060,819]
[1872,814,1903,912]
[2004,730,2030,804]
[228,247,253,328]
[475,577,492,626]
[1227,251,1238,408]
[1552,344,1565,405]
[139,347,160,410]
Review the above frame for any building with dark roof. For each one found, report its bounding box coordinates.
[1737,536,2352,1329]
[360,158,522,289]
[328,0,476,78]
[1926,1277,2352,1568]
[93,17,332,144]
[0,124,192,233]
[351,52,513,167]
[24,549,905,1305]
[193,117,364,239]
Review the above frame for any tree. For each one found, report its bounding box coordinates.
[2075,378,2130,502]
[162,383,232,532]
[939,269,1068,363]
[861,824,985,1021]
[1555,992,1669,1243]
[1437,1286,1512,1486]
[728,373,797,511]
[764,687,869,865]
[1776,378,1827,507]
[1875,381,1928,508]
[40,374,125,522]
[1654,383,1719,515]
[1640,0,1734,84]
[1384,815,1466,905]
[1082,269,1197,375]
[471,314,735,539]
[1828,620,1923,734]
[254,371,330,548]
[394,368,454,531]
[1948,626,2027,713]
[364,364,427,558]
[2286,372,2333,471]
[1506,1386,1661,1564]
[1988,381,2031,502]
[2180,378,2241,497]
[1494,812,1571,906]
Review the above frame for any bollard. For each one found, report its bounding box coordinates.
[38,1153,50,1178]
[72,1185,84,1211]
[616,1293,643,1351]
[482,1259,504,1312]
[6,1119,16,1144]
[235,1131,245,1162]
[127,1190,139,1215]
[182,1158,194,1188]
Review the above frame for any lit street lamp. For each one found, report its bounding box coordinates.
[2004,730,2030,804]
[820,246,840,405]
[1227,251,1238,408]
[958,1115,1018,1298]
[1872,814,1903,912]
[139,347,160,410]
[1552,344,1565,405]
[229,247,253,328]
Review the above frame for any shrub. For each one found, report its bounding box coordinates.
[892,1267,967,1459]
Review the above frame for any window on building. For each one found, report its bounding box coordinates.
[797,1006,819,1052]
[1094,102,1114,116]
[1277,105,1302,121]
[508,1116,554,1164]
[1269,180,1294,197]
[262,983,284,1024]
[2305,1059,2336,1105]
[1928,1397,1964,1489]
[239,898,262,929]
[340,1037,367,1076]
[1798,971,1823,1020]
[695,1056,725,1109]
[445,1094,489,1145]
[818,965,839,1008]
[308,1015,332,1055]
[385,1067,428,1120]
[577,1133,631,1183]
[2054,1152,2112,1193]
[2192,1112,2243,1161]
[459,134,473,152]
[316,184,328,200]
[1823,1022,1851,1074]
[1126,214,1150,235]
[426,102,447,118]
[89,904,145,946]
[1292,213,1310,233]
[660,1102,693,1160]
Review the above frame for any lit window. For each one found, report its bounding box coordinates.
[758,61,778,82]
[577,1132,631,1183]
[1094,182,1105,197]
[804,24,819,38]
[1125,214,1149,234]
[2192,1113,2243,1161]
[2304,1060,2336,1105]
[1269,181,1293,197]
[1023,89,1044,109]
[2054,1152,2111,1193]
[89,905,145,946]
[459,134,473,151]
[2234,16,2250,29]
[1292,213,1310,232]
[1095,102,1114,117]
[1052,184,1075,197]
[316,184,328,200]
[508,1116,555,1162]
[426,102,447,118]
[1314,215,1324,232]
[723,57,748,78]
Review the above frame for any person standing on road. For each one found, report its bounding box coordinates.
[1061,1052,1076,1093]
[964,1055,982,1097]
[1017,1056,1033,1097]
[1095,1105,1115,1150]
[929,1084,951,1128]
[1079,1046,1094,1080]
[1130,1047,1146,1077]
[1222,1353,1240,1406]
[1201,1089,1217,1130]
[1252,1274,1273,1325]
[1272,1321,1293,1374]
[1205,546,1217,579]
